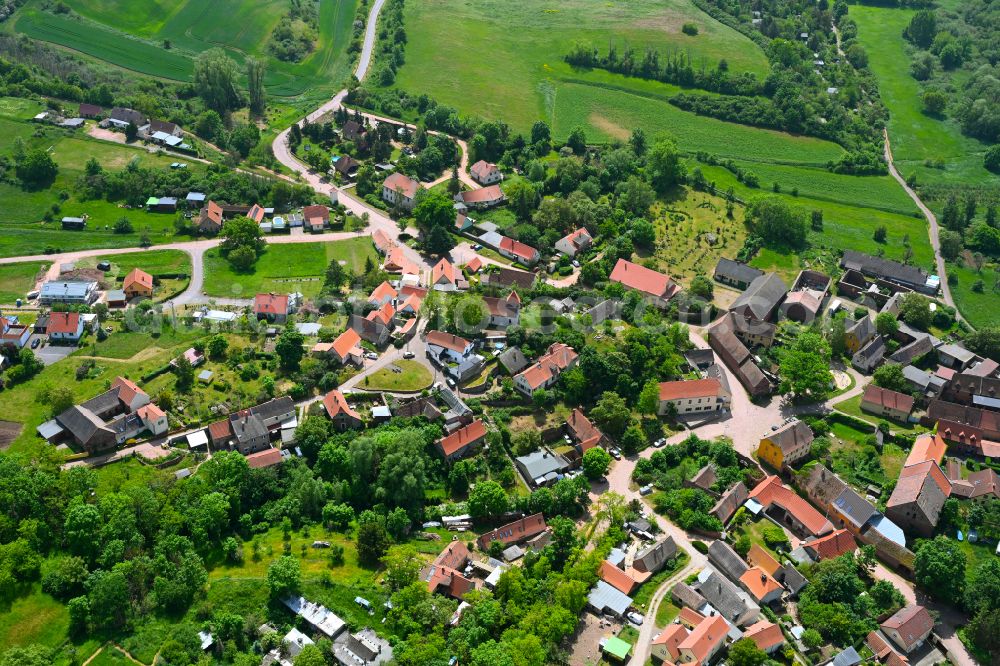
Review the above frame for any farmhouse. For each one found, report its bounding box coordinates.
[382,173,420,210]
[708,315,771,397]
[749,476,832,538]
[555,228,593,258]
[880,605,934,654]
[609,259,679,307]
[714,258,763,290]
[840,250,938,294]
[757,419,814,471]
[323,390,363,431]
[498,237,540,266]
[729,272,788,323]
[253,293,300,323]
[513,343,578,396]
[436,419,487,461]
[657,378,730,416]
[197,201,225,233]
[886,461,950,538]
[779,270,830,323]
[861,385,914,423]
[455,185,506,209]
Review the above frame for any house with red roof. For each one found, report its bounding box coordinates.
[862,385,915,423]
[513,343,578,397]
[743,620,785,654]
[802,529,858,561]
[382,173,420,210]
[431,258,458,290]
[676,615,730,665]
[464,256,483,274]
[881,605,934,654]
[904,433,947,467]
[886,460,950,537]
[254,292,300,323]
[368,281,397,308]
[437,419,487,461]
[197,200,224,234]
[246,448,283,469]
[422,541,478,600]
[328,329,363,366]
[123,268,154,299]
[475,513,547,550]
[482,291,521,328]
[749,476,833,538]
[555,228,593,258]
[302,204,330,233]
[497,236,540,266]
[599,560,638,595]
[609,258,679,307]
[657,378,730,416]
[470,160,502,185]
[426,330,474,362]
[323,390,362,431]
[651,623,689,663]
[47,311,85,343]
[566,408,604,453]
[136,403,168,436]
[455,185,506,210]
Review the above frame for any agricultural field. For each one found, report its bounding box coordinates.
[13,0,359,98]
[852,5,999,191]
[394,0,772,138]
[201,237,377,298]
[0,261,48,303]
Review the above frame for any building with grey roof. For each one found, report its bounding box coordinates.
[587,579,633,617]
[852,335,886,373]
[729,273,788,322]
[696,568,760,626]
[587,299,621,327]
[633,537,678,574]
[707,540,749,582]
[40,280,99,305]
[515,449,571,486]
[902,365,946,398]
[711,481,748,524]
[840,250,936,294]
[714,258,764,290]
[832,646,862,666]
[937,343,976,371]
[671,581,708,611]
[498,347,529,375]
[890,335,935,365]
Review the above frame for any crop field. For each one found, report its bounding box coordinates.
[0,261,48,303]
[14,0,359,97]
[852,5,1000,190]
[202,238,377,298]
[394,0,771,137]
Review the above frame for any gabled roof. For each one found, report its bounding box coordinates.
[659,378,724,401]
[863,385,915,413]
[476,513,547,550]
[711,481,749,523]
[332,328,362,359]
[609,258,678,300]
[123,268,153,291]
[470,160,499,180]
[652,624,688,661]
[426,330,471,354]
[514,343,578,390]
[559,227,592,248]
[254,293,290,315]
[905,433,947,467]
[323,390,360,421]
[715,258,764,284]
[708,540,748,582]
[465,256,483,273]
[765,419,813,455]
[498,347,529,374]
[803,529,857,560]
[888,461,951,508]
[567,408,603,451]
[730,272,788,320]
[881,605,934,651]
[137,403,165,421]
[458,185,505,204]
[366,301,394,326]
[246,448,283,469]
[438,419,487,457]
[498,236,538,261]
[48,311,81,334]
[432,258,457,285]
[369,281,397,304]
[678,615,729,662]
[599,560,637,595]
[746,544,781,577]
[383,172,419,199]
[749,476,832,536]
[744,620,785,651]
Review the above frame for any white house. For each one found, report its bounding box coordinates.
[47,312,86,343]
[426,330,474,363]
[382,173,420,210]
[555,228,593,258]
[470,160,503,185]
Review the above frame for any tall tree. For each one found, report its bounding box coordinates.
[194,48,242,114]
[246,56,267,116]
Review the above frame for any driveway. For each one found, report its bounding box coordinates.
[33,338,77,366]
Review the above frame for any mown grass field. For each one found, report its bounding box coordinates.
[394,0,771,137]
[946,262,1000,329]
[14,0,359,97]
[852,5,999,190]
[360,359,433,391]
[0,261,48,303]
[202,238,377,298]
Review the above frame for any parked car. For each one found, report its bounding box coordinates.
[572,260,580,268]
[609,448,622,460]
[403,351,415,359]
[446,378,456,388]
[627,612,644,626]
[30,338,40,349]
[365,352,378,360]
[652,438,666,448]
[639,485,653,496]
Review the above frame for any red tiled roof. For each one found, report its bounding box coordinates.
[200,201,223,227]
[746,544,781,576]
[432,258,456,285]
[383,172,419,199]
[459,185,504,204]
[499,236,538,261]
[862,385,915,414]
[254,293,289,316]
[426,330,471,354]
[332,328,361,359]
[247,203,265,223]
[678,615,728,662]
[48,311,81,334]
[560,227,592,248]
[888,461,951,509]
[323,390,360,421]
[369,280,397,304]
[744,621,785,652]
[470,160,499,181]
[208,419,232,442]
[567,408,602,451]
[476,513,547,550]
[434,540,471,569]
[123,268,153,291]
[465,256,483,273]
[678,607,705,627]
[653,624,689,661]
[372,228,393,253]
[137,403,165,421]
[881,605,934,651]
[905,433,947,467]
[610,258,678,300]
[246,448,283,469]
[366,301,394,325]
[658,378,723,401]
[515,343,578,390]
[803,529,857,560]
[600,560,637,595]
[438,419,487,457]
[867,630,895,660]
[302,204,330,223]
[111,376,144,406]
[749,476,832,536]
[739,566,783,601]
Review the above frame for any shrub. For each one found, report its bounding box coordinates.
[682,23,699,36]
[762,524,790,550]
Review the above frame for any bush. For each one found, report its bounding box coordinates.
[692,540,708,554]
[762,524,790,550]
[682,23,699,36]
[986,145,1000,174]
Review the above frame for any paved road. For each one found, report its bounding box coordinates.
[883,130,964,326]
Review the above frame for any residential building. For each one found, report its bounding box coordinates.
[430,258,458,290]
[729,272,788,323]
[253,292,299,323]
[330,328,363,366]
[609,258,679,307]
[708,315,771,397]
[332,629,392,666]
[840,250,938,294]
[455,185,506,209]
[555,228,593,258]
[801,529,858,561]
[47,312,85,343]
[657,378,730,416]
[694,568,760,626]
[711,482,748,524]
[714,258,763,290]
[40,377,160,452]
[382,173,419,210]
[39,280,98,305]
[475,513,547,550]
[881,605,934,654]
[332,154,360,178]
[744,621,785,654]
[749,476,832,538]
[123,268,153,299]
[852,335,886,373]
[651,624,689,664]
[422,541,477,600]
[323,391,362,431]
[229,411,270,455]
[368,281,397,307]
[426,330,475,362]
[107,107,147,129]
[513,343,578,396]
[845,316,877,354]
[566,408,604,453]
[481,266,536,290]
[197,200,224,233]
[928,400,1000,441]
[498,236,540,265]
[886,461,950,537]
[779,270,830,323]
[208,419,234,449]
[498,347,529,375]
[633,538,678,575]
[600,560,638,595]
[0,317,31,349]
[437,419,487,461]
[903,365,947,400]
[944,373,1000,410]
[350,313,392,347]
[483,291,521,328]
[707,540,748,582]
[303,204,330,232]
[470,160,502,185]
[861,385,914,423]
[515,449,571,486]
[756,419,814,471]
[740,566,784,604]
[245,447,283,469]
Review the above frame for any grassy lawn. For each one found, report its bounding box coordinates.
[202,238,377,298]
[359,359,433,392]
[947,261,1000,330]
[82,325,206,360]
[0,583,70,652]
[80,249,191,277]
[631,551,689,614]
[94,455,192,495]
[0,261,48,303]
[14,0,359,98]
[831,394,921,433]
[655,600,680,628]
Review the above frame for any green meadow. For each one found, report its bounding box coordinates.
[394,0,771,136]
[0,261,48,303]
[14,0,359,97]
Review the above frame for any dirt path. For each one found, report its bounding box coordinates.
[883,130,965,326]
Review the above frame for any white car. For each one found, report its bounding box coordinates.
[403,351,415,359]
[572,260,580,268]
[627,612,644,626]
[640,485,654,496]
[609,448,622,460]
[365,352,378,360]
[653,438,666,448]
